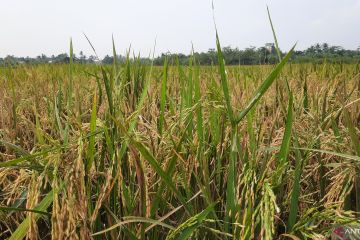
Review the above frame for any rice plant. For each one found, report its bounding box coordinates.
[0,23,359,240]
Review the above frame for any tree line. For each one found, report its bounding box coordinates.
[1,43,360,66]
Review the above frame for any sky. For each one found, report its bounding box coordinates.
[1,0,360,58]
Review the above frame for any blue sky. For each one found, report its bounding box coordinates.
[1,0,359,57]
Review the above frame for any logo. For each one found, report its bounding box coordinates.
[331,225,360,240]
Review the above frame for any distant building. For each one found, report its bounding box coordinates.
[265,43,275,53]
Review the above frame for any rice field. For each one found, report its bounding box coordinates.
[0,36,359,239]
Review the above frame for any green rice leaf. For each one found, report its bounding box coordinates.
[215,31,235,125]
[92,216,175,237]
[235,45,296,124]
[165,204,214,240]
[86,90,97,172]
[130,140,190,213]
[9,188,56,240]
